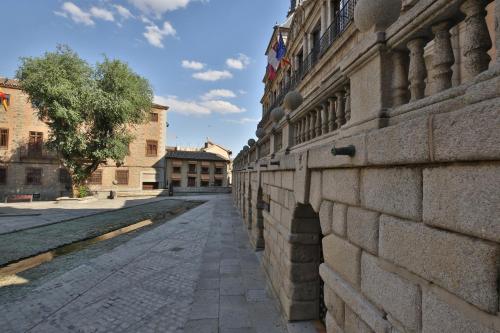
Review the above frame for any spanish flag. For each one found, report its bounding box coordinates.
[0,90,8,111]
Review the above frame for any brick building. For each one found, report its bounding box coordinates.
[233,0,499,332]
[0,78,168,201]
[166,142,231,193]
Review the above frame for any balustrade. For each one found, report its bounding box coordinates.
[292,84,350,146]
[394,0,492,106]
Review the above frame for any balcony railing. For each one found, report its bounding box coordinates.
[19,144,59,161]
[262,0,356,117]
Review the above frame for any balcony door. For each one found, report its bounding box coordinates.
[28,132,43,156]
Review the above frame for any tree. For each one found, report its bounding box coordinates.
[16,45,153,196]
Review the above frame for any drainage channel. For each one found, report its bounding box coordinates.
[0,204,195,287]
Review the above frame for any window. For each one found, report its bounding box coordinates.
[0,167,6,185]
[188,164,197,174]
[26,168,42,185]
[146,140,158,157]
[171,180,180,187]
[215,167,224,175]
[201,166,209,174]
[59,168,71,184]
[116,170,129,185]
[0,129,8,148]
[188,177,196,187]
[28,131,43,155]
[214,179,223,187]
[88,170,103,185]
[150,113,159,122]
[201,180,209,187]
[173,166,181,174]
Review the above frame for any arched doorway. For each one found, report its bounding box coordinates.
[286,203,326,323]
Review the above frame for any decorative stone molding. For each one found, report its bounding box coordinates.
[284,90,304,111]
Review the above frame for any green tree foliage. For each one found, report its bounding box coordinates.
[16,46,153,192]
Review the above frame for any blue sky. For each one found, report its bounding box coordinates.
[0,0,290,155]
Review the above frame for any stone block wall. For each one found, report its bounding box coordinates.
[232,1,499,331]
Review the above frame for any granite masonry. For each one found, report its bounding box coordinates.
[233,0,499,332]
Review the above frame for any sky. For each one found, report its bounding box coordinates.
[0,0,290,156]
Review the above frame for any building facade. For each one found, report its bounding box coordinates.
[233,0,499,332]
[166,143,231,193]
[0,78,168,201]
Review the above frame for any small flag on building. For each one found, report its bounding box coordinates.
[0,90,9,112]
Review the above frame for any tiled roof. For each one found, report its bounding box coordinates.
[166,150,229,162]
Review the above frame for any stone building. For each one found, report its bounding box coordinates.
[166,142,231,193]
[233,0,499,332]
[0,78,168,201]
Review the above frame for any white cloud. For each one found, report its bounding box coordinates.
[154,95,245,116]
[129,0,190,16]
[225,118,260,124]
[90,7,115,21]
[143,21,176,48]
[201,100,245,114]
[114,5,134,19]
[57,2,95,26]
[182,60,205,70]
[193,70,233,82]
[202,89,236,100]
[226,54,251,70]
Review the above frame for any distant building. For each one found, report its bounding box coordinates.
[0,78,168,201]
[166,141,231,193]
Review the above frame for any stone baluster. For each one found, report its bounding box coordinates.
[310,111,317,139]
[328,97,337,132]
[302,117,307,142]
[335,91,345,128]
[296,122,301,144]
[344,85,351,123]
[460,0,492,77]
[392,51,410,106]
[407,38,427,101]
[321,102,329,134]
[305,115,310,141]
[315,108,322,137]
[431,21,455,94]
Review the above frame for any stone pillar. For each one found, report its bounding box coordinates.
[305,115,310,142]
[328,97,336,132]
[310,111,317,139]
[321,1,327,35]
[321,102,329,135]
[302,117,307,142]
[326,0,332,27]
[335,91,345,128]
[392,51,410,106]
[431,21,455,94]
[295,122,300,144]
[315,108,322,137]
[407,38,427,101]
[303,35,309,58]
[460,0,493,77]
[344,85,351,123]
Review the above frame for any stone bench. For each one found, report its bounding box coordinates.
[5,194,33,203]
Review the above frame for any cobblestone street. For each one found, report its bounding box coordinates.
[0,195,298,333]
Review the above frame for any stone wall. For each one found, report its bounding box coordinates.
[233,0,500,332]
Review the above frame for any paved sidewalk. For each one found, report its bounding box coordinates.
[0,195,288,333]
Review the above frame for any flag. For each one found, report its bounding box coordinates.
[267,44,279,72]
[276,33,291,66]
[267,64,277,81]
[0,91,8,112]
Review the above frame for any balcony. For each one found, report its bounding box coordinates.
[262,0,357,117]
[19,144,59,162]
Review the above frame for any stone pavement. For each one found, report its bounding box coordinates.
[0,194,295,333]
